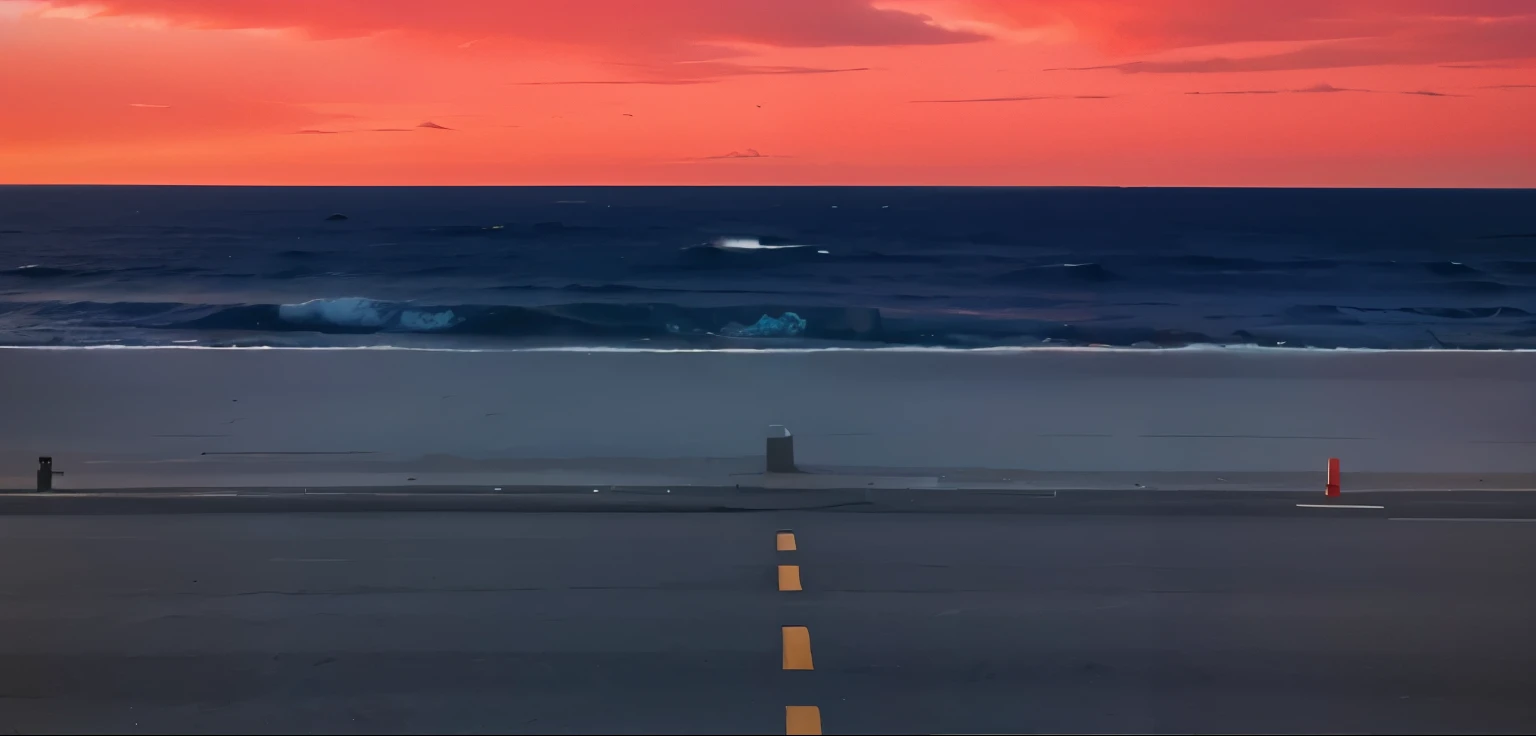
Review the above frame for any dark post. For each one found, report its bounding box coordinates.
[37,457,53,492]
[766,425,797,473]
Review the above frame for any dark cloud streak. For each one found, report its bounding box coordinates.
[515,65,870,86]
[1187,83,1373,95]
[515,79,713,86]
[688,148,787,161]
[910,94,1113,103]
[1185,83,1466,97]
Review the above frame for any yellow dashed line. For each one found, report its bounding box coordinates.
[778,533,817,730]
[778,564,803,591]
[782,626,814,670]
[785,705,822,735]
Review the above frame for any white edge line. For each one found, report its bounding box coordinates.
[1388,517,1536,523]
[1296,503,1385,509]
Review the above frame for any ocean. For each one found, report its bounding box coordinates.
[2,186,1534,350]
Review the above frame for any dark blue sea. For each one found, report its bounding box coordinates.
[2,186,1534,350]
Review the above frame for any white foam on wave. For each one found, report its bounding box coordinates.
[278,297,391,328]
[276,297,459,332]
[711,237,821,252]
[399,308,457,331]
[11,344,1533,355]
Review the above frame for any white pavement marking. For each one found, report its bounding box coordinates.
[1296,503,1385,510]
[1389,518,1536,523]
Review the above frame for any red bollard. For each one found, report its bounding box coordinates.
[1325,457,1341,497]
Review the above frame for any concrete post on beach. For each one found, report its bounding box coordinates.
[767,425,798,473]
[36,457,54,492]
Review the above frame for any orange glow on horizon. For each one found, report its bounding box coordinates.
[1,0,1532,186]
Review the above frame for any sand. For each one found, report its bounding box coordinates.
[1,347,1532,490]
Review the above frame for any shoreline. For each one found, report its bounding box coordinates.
[7,344,1536,353]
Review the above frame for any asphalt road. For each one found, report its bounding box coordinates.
[1,494,1534,734]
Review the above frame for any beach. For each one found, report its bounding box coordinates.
[2,347,1531,490]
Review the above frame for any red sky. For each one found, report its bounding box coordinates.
[1,0,1533,186]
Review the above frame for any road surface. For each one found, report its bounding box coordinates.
[1,491,1533,733]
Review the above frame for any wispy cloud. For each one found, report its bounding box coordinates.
[910,94,1113,103]
[515,79,714,86]
[1186,83,1464,97]
[1295,83,1372,94]
[722,65,871,76]
[1483,84,1536,90]
[127,103,171,108]
[33,0,983,60]
[689,148,786,161]
[291,125,447,135]
[1185,89,1280,96]
[1188,83,1372,95]
[515,64,870,86]
[1042,65,1121,73]
[991,1,1536,72]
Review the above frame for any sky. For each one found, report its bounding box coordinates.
[1,0,1533,186]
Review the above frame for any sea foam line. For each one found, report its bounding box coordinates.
[3,344,1535,355]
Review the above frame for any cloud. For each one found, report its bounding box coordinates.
[515,64,871,85]
[692,148,785,160]
[1043,64,1117,72]
[1295,83,1370,94]
[1186,82,1464,96]
[416,121,454,130]
[291,126,441,134]
[1484,84,1536,90]
[127,102,171,108]
[515,79,713,86]
[30,0,982,57]
[1187,82,1373,95]
[716,64,872,76]
[1184,89,1281,95]
[911,94,1112,103]
[1004,1,1536,72]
